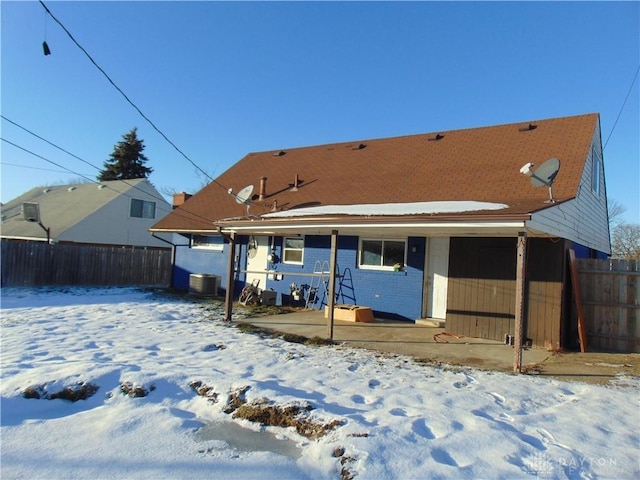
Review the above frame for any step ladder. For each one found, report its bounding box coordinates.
[305,260,330,310]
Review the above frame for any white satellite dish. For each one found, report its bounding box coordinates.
[234,185,254,204]
[520,157,561,203]
[229,184,254,214]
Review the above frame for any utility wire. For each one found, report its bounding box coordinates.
[0,162,92,176]
[1,137,216,226]
[38,0,239,200]
[2,114,101,173]
[1,115,214,224]
[604,65,640,151]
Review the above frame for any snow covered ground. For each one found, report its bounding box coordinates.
[1,287,638,479]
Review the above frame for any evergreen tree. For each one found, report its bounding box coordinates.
[97,128,153,181]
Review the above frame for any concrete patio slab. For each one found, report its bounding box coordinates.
[237,309,550,373]
[236,309,640,385]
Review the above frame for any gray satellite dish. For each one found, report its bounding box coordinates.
[234,185,254,204]
[230,184,254,215]
[22,202,41,223]
[22,202,51,242]
[520,157,561,203]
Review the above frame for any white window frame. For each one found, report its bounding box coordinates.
[358,237,407,271]
[130,198,156,219]
[591,145,601,196]
[191,235,224,251]
[283,236,304,265]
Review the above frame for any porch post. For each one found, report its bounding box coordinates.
[514,231,527,373]
[224,232,236,322]
[327,230,338,340]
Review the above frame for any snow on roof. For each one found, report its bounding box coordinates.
[262,201,509,218]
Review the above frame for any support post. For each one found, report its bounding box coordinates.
[514,232,527,373]
[568,248,587,352]
[224,232,236,322]
[327,230,339,340]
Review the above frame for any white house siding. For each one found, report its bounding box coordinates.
[57,181,172,248]
[526,120,611,254]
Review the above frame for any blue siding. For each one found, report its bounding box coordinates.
[172,233,426,320]
[572,241,608,259]
[172,234,229,290]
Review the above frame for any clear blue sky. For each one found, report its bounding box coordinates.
[2,1,639,223]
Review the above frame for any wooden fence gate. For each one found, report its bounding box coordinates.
[1,240,172,287]
[577,258,639,353]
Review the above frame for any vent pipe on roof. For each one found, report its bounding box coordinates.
[291,174,299,191]
[519,123,538,132]
[259,176,268,201]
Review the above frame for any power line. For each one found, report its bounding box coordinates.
[2,114,101,172]
[0,162,92,176]
[604,65,640,151]
[38,0,239,200]
[0,137,215,226]
[0,115,215,224]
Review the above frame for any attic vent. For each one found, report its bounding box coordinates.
[42,188,51,194]
[519,123,538,132]
[274,150,287,157]
[67,186,76,192]
[97,184,106,189]
[353,143,367,150]
[428,134,445,141]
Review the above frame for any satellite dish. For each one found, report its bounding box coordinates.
[234,185,254,205]
[22,202,41,223]
[520,157,561,203]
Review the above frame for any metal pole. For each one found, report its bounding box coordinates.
[514,231,527,373]
[327,230,338,340]
[224,232,236,322]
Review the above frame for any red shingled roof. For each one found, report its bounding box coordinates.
[151,113,599,233]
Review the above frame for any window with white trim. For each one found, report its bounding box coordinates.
[191,235,224,251]
[591,145,601,196]
[359,238,407,270]
[130,199,156,219]
[283,237,304,264]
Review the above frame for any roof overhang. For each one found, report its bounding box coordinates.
[215,213,537,238]
[0,235,49,242]
[148,228,220,235]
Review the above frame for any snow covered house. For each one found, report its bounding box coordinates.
[1,179,171,248]
[151,113,610,349]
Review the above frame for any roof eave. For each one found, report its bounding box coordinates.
[215,213,533,237]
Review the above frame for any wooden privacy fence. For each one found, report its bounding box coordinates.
[1,240,171,287]
[577,258,639,353]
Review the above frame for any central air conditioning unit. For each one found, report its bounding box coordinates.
[189,274,220,296]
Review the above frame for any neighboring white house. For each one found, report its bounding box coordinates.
[1,179,172,248]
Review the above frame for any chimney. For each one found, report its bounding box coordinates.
[259,176,268,201]
[173,192,192,209]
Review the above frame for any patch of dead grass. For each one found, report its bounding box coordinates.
[223,385,251,414]
[231,401,343,440]
[189,381,219,402]
[120,382,154,398]
[23,382,99,402]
